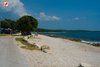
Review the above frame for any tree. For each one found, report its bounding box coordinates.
[0,20,11,29]
[0,19,16,34]
[17,15,38,36]
[0,19,16,29]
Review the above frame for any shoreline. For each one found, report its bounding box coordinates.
[37,31,100,41]
[43,35,100,47]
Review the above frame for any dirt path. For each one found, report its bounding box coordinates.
[0,36,29,67]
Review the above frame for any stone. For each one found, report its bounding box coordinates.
[78,63,91,67]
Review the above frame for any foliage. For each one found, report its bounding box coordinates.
[17,15,38,35]
[0,15,38,35]
[37,28,65,32]
[0,19,16,30]
[0,34,8,36]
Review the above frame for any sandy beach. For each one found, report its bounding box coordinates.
[16,35,100,67]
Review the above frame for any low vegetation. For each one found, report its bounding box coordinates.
[15,38,39,50]
[0,34,9,36]
[68,38,81,42]
[16,37,50,53]
[37,28,65,32]
[90,43,100,47]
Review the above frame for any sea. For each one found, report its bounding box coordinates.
[37,31,100,44]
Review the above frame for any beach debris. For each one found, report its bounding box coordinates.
[41,45,50,50]
[41,45,50,53]
[78,63,91,67]
[78,64,84,67]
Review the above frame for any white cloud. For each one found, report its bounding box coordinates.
[73,17,80,20]
[37,12,61,21]
[0,0,29,17]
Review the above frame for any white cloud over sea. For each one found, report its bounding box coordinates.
[0,1,60,21]
[0,0,29,17]
[73,17,80,20]
[37,12,61,21]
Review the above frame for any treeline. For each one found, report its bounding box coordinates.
[37,28,65,32]
[37,28,99,32]
[0,15,38,35]
[0,19,17,31]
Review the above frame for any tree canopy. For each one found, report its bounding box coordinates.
[17,15,38,35]
[0,15,38,35]
[0,19,16,30]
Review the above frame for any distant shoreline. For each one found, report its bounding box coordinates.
[37,28,100,32]
[36,31,100,42]
[38,34,100,47]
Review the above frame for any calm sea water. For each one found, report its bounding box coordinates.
[37,31,100,42]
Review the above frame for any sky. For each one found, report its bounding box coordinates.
[0,0,100,31]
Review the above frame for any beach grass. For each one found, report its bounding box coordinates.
[0,34,9,36]
[50,36,81,42]
[91,44,100,47]
[15,38,39,50]
[68,38,81,42]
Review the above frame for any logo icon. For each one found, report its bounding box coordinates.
[4,1,9,7]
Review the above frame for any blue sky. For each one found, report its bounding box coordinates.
[0,0,100,31]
